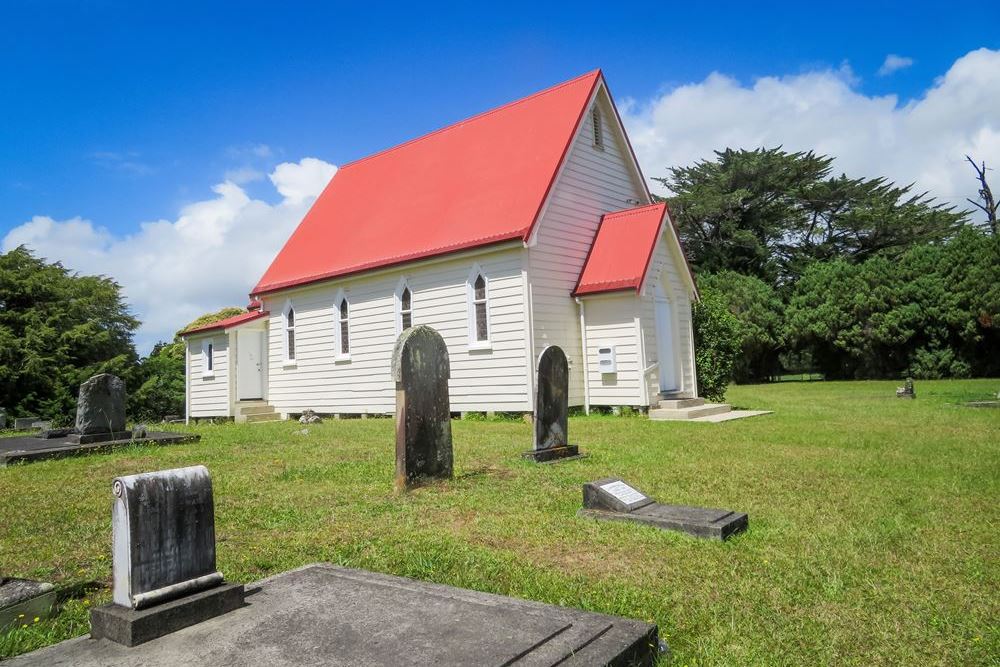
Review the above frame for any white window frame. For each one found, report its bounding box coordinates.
[333,288,351,362]
[282,300,297,367]
[201,338,215,378]
[466,264,491,350]
[395,277,413,335]
[592,105,604,150]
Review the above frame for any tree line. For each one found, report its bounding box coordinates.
[672,148,999,399]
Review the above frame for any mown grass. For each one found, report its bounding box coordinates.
[1,379,998,665]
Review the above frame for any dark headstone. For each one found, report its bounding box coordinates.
[89,465,244,645]
[391,326,453,491]
[0,408,6,429]
[580,477,748,541]
[18,564,660,666]
[524,345,582,462]
[75,373,126,434]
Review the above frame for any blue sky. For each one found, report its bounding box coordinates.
[2,1,998,350]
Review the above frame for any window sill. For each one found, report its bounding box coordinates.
[282,361,297,369]
[335,354,352,364]
[467,341,493,352]
[201,372,215,380]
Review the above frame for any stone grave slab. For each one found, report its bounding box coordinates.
[7,564,660,666]
[0,578,56,631]
[88,465,244,646]
[0,431,198,467]
[524,345,584,462]
[12,417,38,430]
[579,477,748,541]
[391,325,454,491]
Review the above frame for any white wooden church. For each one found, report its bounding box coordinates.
[181,70,703,422]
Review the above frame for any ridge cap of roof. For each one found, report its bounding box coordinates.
[601,202,667,221]
[337,69,603,172]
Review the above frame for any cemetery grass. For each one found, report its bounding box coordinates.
[1,380,998,665]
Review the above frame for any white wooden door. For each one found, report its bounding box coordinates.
[654,290,678,393]
[237,330,264,400]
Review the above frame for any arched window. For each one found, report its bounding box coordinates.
[467,265,490,348]
[335,294,350,357]
[396,279,413,334]
[284,302,296,363]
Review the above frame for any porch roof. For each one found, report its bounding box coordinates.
[180,310,269,336]
[573,202,667,297]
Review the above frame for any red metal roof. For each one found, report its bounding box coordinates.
[573,203,667,297]
[252,70,604,295]
[181,310,269,336]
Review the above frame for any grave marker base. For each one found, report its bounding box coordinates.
[90,582,245,647]
[581,477,748,541]
[522,444,585,463]
[0,579,56,631]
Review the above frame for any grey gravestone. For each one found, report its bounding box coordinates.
[0,408,6,429]
[0,578,56,631]
[524,345,582,462]
[896,377,915,399]
[391,326,454,491]
[13,417,38,430]
[12,564,660,666]
[89,465,244,646]
[579,477,748,541]
[76,373,127,434]
[30,421,51,431]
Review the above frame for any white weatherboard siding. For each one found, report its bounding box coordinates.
[187,334,230,417]
[640,236,696,398]
[582,294,645,406]
[528,85,648,405]
[262,247,530,415]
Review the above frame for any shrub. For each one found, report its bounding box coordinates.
[692,287,743,401]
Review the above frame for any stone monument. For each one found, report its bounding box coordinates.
[0,408,6,429]
[391,326,454,491]
[88,465,244,646]
[896,377,915,399]
[74,373,128,440]
[524,345,583,462]
[579,477,748,541]
[0,577,56,631]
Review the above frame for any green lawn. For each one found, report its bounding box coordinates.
[1,379,998,665]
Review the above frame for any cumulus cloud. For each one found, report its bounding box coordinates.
[878,54,914,76]
[3,158,337,353]
[622,48,1000,212]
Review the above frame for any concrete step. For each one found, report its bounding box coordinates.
[239,404,275,415]
[656,398,705,410]
[649,403,731,421]
[245,412,282,423]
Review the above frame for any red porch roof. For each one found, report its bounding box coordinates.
[573,203,668,297]
[252,70,604,295]
[181,310,269,336]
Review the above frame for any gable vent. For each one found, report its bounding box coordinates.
[592,106,604,149]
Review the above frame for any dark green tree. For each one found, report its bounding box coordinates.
[691,286,743,401]
[698,271,784,383]
[0,246,140,420]
[656,148,966,283]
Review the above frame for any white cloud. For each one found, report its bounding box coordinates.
[269,157,337,204]
[223,166,264,185]
[878,54,914,76]
[622,48,1000,213]
[3,158,337,353]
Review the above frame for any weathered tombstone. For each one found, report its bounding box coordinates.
[896,377,915,399]
[76,373,127,434]
[579,477,748,541]
[13,417,38,430]
[391,325,453,491]
[0,578,56,630]
[89,465,244,646]
[299,409,322,424]
[30,420,52,431]
[0,408,6,429]
[524,345,582,462]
